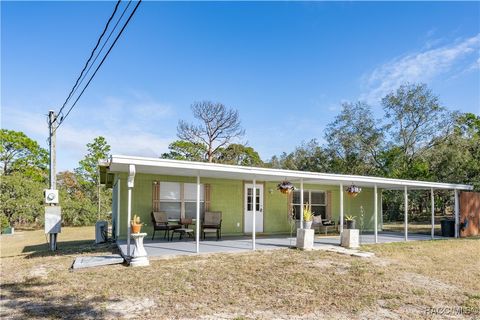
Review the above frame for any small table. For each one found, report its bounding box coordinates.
[170,228,194,241]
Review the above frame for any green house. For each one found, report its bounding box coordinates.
[100,155,472,247]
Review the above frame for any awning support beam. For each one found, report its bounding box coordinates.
[196,175,200,253]
[404,185,408,242]
[126,164,135,257]
[252,179,256,250]
[454,189,459,238]
[431,188,435,240]
[339,183,344,235]
[300,178,304,229]
[374,184,378,244]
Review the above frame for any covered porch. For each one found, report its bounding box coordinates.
[101,155,473,260]
[117,232,447,259]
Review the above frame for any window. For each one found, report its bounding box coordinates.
[292,190,327,219]
[159,182,205,219]
[247,187,261,211]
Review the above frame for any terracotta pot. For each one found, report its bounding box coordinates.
[131,223,142,234]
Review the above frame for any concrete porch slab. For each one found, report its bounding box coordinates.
[117,231,445,259]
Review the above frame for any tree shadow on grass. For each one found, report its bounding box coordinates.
[0,277,123,319]
[22,240,119,259]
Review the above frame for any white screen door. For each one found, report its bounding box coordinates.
[244,184,264,233]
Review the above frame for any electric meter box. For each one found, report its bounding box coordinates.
[45,206,62,234]
[44,189,59,204]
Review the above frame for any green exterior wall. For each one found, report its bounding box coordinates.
[115,173,382,239]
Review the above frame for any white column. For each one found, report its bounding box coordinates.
[116,178,121,238]
[339,183,344,234]
[431,188,435,240]
[196,175,200,253]
[300,178,304,229]
[404,185,408,241]
[454,189,459,238]
[374,184,378,243]
[126,164,135,257]
[252,179,256,250]
[380,191,383,230]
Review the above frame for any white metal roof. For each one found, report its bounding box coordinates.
[102,155,473,191]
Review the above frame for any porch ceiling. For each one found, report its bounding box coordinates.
[102,155,473,191]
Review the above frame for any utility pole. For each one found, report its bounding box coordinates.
[46,110,60,251]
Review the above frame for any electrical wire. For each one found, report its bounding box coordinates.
[56,0,122,120]
[59,1,133,118]
[54,0,142,133]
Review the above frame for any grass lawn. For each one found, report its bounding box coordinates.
[1,227,479,319]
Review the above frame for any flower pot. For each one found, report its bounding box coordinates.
[131,224,142,234]
[347,192,359,197]
[346,220,356,229]
[303,221,313,229]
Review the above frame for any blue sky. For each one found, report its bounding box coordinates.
[2,1,479,171]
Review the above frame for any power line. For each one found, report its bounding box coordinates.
[57,0,122,119]
[54,0,142,132]
[61,1,133,112]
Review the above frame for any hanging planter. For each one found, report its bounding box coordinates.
[346,184,362,197]
[277,180,295,194]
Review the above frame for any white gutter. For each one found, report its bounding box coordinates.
[104,155,474,191]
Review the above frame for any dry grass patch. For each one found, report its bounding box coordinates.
[1,227,479,319]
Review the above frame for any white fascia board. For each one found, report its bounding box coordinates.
[105,155,474,191]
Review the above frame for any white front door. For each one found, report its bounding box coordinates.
[244,184,264,233]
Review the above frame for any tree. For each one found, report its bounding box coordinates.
[0,129,48,181]
[74,136,112,221]
[267,139,330,172]
[324,102,384,175]
[57,171,98,226]
[381,83,453,179]
[0,173,46,226]
[216,144,263,166]
[426,113,480,189]
[161,140,207,161]
[75,136,111,185]
[177,101,245,162]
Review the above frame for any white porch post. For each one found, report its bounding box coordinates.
[374,184,378,244]
[300,178,304,229]
[196,175,200,253]
[252,179,256,250]
[454,189,459,238]
[404,185,408,242]
[431,188,435,240]
[339,183,344,234]
[380,190,383,230]
[126,164,136,257]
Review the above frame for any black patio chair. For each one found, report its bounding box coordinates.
[151,211,181,240]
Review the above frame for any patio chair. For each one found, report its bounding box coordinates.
[313,215,336,235]
[202,211,222,240]
[151,211,181,240]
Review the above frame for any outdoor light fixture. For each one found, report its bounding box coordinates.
[346,184,362,197]
[277,180,295,194]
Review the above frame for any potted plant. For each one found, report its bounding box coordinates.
[345,215,356,229]
[131,214,143,234]
[303,203,314,229]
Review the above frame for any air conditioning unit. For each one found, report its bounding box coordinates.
[44,189,59,204]
[95,221,108,244]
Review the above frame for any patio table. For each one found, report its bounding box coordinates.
[170,228,194,241]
